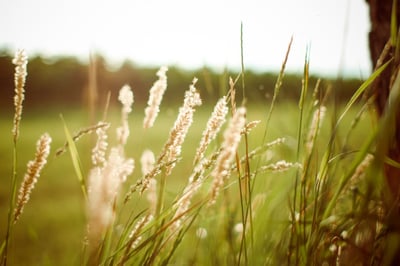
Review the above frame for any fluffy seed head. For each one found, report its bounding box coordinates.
[14,133,52,223]
[143,66,168,129]
[194,96,228,165]
[12,49,28,142]
[118,84,134,114]
[164,78,201,175]
[209,107,246,205]
[92,121,110,166]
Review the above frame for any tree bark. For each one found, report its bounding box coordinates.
[367,0,400,199]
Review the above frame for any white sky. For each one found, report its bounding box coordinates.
[0,0,371,77]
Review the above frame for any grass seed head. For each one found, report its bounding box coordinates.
[194,96,228,165]
[165,78,202,175]
[143,66,168,129]
[14,133,52,223]
[92,122,110,166]
[12,49,28,142]
[209,107,246,205]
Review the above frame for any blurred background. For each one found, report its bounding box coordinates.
[0,0,371,113]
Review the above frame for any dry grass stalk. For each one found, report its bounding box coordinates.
[13,133,52,223]
[119,212,154,265]
[117,84,134,146]
[55,122,110,157]
[124,161,164,201]
[128,214,153,249]
[258,160,302,173]
[305,105,327,155]
[143,66,168,129]
[209,107,246,205]
[238,137,285,165]
[228,77,237,114]
[241,120,261,135]
[164,78,202,175]
[193,96,228,165]
[12,49,28,142]
[171,178,202,230]
[170,136,222,230]
[171,150,221,230]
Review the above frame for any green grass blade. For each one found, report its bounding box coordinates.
[61,115,87,199]
[298,44,310,110]
[338,59,392,124]
[385,156,400,169]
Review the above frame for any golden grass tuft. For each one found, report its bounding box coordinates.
[193,96,228,165]
[13,133,52,224]
[209,107,246,205]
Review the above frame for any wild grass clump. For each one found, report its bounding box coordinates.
[2,36,400,266]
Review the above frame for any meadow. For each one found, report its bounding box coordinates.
[1,47,399,266]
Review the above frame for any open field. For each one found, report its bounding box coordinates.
[0,98,373,265]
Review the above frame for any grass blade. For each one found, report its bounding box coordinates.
[338,59,392,125]
[61,115,87,200]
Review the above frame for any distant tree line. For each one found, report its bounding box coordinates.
[0,50,364,110]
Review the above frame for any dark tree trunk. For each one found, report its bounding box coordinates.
[367,0,400,200]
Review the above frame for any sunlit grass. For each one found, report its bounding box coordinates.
[3,26,400,263]
[0,100,370,265]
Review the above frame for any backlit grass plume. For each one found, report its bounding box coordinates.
[92,122,110,166]
[164,78,202,175]
[143,66,168,129]
[12,49,28,143]
[193,96,228,165]
[209,107,246,205]
[13,133,52,223]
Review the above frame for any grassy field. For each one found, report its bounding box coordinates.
[0,96,373,265]
[3,47,400,265]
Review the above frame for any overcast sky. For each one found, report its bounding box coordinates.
[0,0,371,77]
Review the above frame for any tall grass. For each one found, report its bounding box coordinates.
[1,38,400,266]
